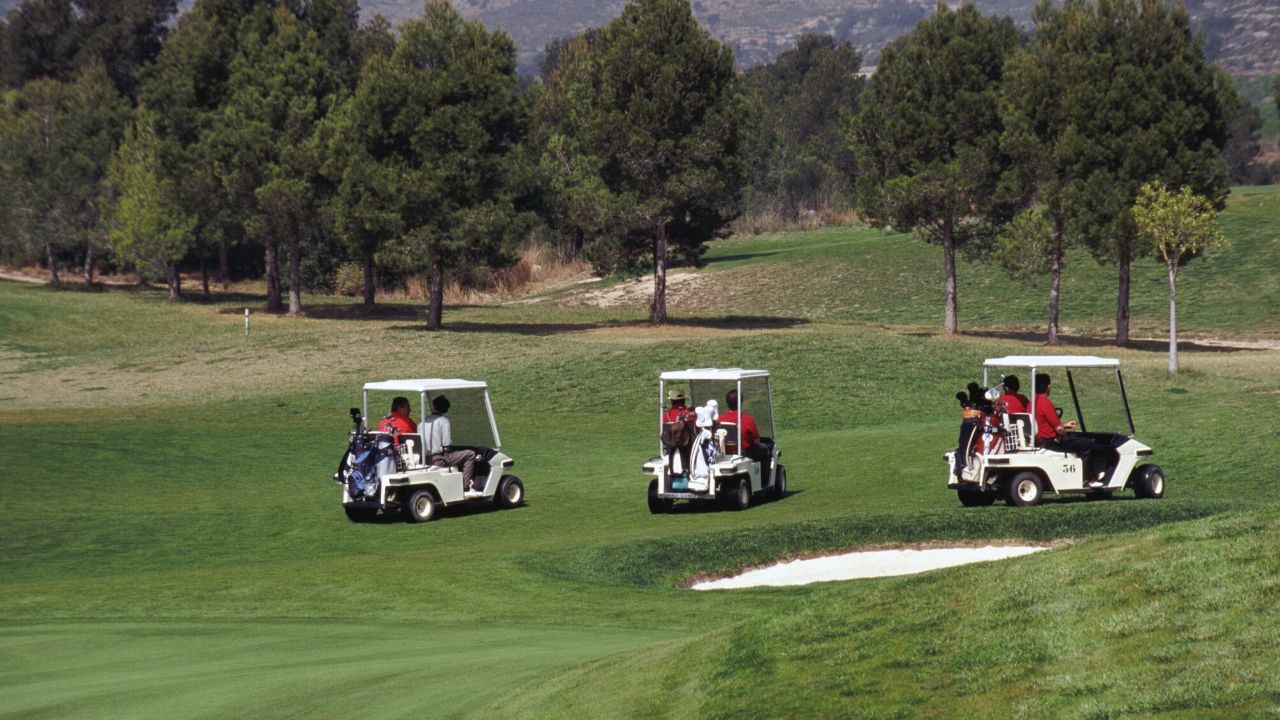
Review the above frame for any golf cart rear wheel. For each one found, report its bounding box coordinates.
[495,475,524,509]
[957,488,996,507]
[730,478,751,511]
[404,489,437,523]
[647,479,672,514]
[343,506,378,523]
[1006,472,1044,507]
[771,465,787,501]
[1132,464,1165,499]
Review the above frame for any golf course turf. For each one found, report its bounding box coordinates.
[1,186,1277,718]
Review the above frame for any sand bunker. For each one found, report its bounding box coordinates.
[691,545,1048,590]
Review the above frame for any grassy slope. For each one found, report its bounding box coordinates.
[0,188,1276,718]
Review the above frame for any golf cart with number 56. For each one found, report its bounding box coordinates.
[644,368,786,512]
[333,379,524,523]
[946,356,1164,507]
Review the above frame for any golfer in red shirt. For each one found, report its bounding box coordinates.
[720,389,769,465]
[378,396,417,434]
[1033,374,1104,486]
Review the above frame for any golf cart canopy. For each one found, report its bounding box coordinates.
[660,368,770,381]
[362,378,499,449]
[983,356,1119,369]
[363,379,489,392]
[982,356,1133,437]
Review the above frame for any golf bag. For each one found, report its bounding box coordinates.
[338,409,399,501]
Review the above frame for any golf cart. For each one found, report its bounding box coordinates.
[945,355,1163,507]
[643,368,786,512]
[333,379,524,522]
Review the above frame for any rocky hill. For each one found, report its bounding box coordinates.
[3,0,1275,76]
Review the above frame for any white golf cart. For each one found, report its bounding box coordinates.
[644,368,786,512]
[334,379,524,522]
[945,355,1164,507]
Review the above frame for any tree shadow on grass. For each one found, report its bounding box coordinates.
[905,329,1261,354]
[703,250,781,265]
[295,303,424,321]
[387,315,809,336]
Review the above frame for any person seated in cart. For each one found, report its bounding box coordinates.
[378,396,417,434]
[664,389,693,423]
[1033,373,1104,487]
[720,389,769,465]
[996,375,1029,414]
[420,396,480,495]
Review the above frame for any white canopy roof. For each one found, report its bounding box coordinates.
[660,368,771,381]
[983,355,1120,368]
[363,379,488,392]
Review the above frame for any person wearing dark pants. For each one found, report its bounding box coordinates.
[1033,373,1104,487]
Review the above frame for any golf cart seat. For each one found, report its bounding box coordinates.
[1002,413,1033,451]
[718,422,738,454]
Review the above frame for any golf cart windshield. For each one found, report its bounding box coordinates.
[660,371,776,447]
[1066,368,1135,436]
[426,387,498,448]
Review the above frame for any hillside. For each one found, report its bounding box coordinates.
[1,187,1277,718]
[2,0,1276,75]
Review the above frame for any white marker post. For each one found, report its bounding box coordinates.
[245,308,251,336]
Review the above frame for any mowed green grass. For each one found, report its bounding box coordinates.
[0,186,1277,718]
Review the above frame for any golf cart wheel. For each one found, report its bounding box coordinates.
[1005,472,1044,507]
[404,489,437,523]
[771,465,787,501]
[1131,464,1165,499]
[343,505,378,523]
[957,488,996,507]
[647,479,672,514]
[730,478,751,511]
[495,475,524,509]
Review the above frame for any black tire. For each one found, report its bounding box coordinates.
[1005,471,1044,507]
[495,475,525,509]
[647,479,672,514]
[730,477,751,511]
[343,505,378,523]
[957,488,996,507]
[771,465,787,501]
[404,489,437,523]
[1131,464,1165,499]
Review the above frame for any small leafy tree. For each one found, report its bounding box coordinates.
[106,113,197,299]
[1133,182,1226,374]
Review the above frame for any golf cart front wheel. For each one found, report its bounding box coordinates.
[771,465,787,501]
[404,489,437,523]
[1006,472,1044,507]
[957,488,996,507]
[1131,464,1165,499]
[495,475,525,509]
[647,479,672,514]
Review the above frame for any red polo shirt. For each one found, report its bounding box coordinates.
[997,393,1029,414]
[1032,394,1060,441]
[379,410,416,434]
[718,410,759,449]
[664,405,692,423]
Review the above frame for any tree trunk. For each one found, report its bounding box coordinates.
[287,235,301,317]
[46,244,60,284]
[83,240,95,286]
[1047,216,1063,345]
[1167,259,1178,374]
[426,259,444,330]
[167,261,181,301]
[942,217,957,335]
[265,241,283,313]
[362,251,375,306]
[650,223,668,325]
[200,257,211,300]
[1115,244,1131,346]
[219,237,229,290]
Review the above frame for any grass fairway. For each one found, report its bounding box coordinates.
[1,186,1277,717]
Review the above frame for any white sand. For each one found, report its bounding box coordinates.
[691,545,1048,590]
